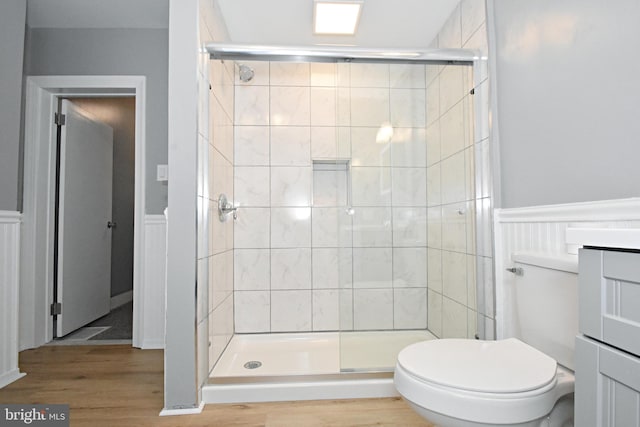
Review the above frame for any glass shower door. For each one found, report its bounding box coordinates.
[337,62,433,372]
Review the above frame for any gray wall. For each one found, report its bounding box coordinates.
[25,28,168,214]
[71,98,135,298]
[491,0,640,208]
[0,0,26,211]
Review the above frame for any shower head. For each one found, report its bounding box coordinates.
[237,64,255,82]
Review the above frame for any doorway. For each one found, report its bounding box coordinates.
[21,76,147,349]
[52,97,136,343]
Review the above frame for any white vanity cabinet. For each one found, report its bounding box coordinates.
[571,230,640,427]
[575,334,640,426]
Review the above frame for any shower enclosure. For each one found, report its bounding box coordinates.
[200,44,492,393]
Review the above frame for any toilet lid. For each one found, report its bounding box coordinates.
[397,338,557,394]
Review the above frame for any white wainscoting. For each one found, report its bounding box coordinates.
[0,211,26,388]
[494,198,640,339]
[138,214,167,349]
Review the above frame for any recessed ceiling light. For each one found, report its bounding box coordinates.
[313,0,363,35]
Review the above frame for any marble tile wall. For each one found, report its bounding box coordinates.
[233,61,430,333]
[426,0,493,339]
[197,8,235,380]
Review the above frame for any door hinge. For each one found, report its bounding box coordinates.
[50,302,62,316]
[54,112,66,126]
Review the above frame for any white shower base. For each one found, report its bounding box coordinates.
[341,330,436,371]
[211,330,436,378]
[204,330,435,403]
[211,332,340,377]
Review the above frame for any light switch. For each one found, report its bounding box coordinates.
[157,164,168,181]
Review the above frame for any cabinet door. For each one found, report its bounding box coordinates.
[579,249,640,357]
[576,336,640,426]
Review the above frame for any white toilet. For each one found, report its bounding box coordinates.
[394,253,579,427]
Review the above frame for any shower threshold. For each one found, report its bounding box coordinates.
[204,330,435,404]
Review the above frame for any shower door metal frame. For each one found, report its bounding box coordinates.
[206,43,478,65]
[203,42,494,373]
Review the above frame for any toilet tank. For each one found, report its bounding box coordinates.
[512,252,579,370]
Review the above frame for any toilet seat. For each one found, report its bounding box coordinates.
[394,338,573,425]
[398,338,557,393]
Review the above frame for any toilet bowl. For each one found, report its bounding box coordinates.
[393,253,579,426]
[394,338,574,427]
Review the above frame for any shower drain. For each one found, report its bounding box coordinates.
[243,361,262,370]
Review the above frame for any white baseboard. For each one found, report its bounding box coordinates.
[141,339,165,350]
[0,370,26,389]
[159,401,204,416]
[110,290,133,310]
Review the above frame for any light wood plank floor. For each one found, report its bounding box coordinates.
[0,345,432,426]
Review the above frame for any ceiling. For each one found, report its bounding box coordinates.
[216,0,461,48]
[25,0,459,48]
[26,0,169,29]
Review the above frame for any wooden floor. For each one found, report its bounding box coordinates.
[0,345,432,426]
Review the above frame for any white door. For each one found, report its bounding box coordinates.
[57,99,114,337]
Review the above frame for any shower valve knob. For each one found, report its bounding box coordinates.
[218,194,238,222]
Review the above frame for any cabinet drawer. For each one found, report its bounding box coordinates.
[579,249,640,356]
[604,251,640,284]
[576,336,640,427]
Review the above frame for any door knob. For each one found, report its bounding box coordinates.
[107,221,117,229]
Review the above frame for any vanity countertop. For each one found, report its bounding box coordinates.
[566,228,640,251]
